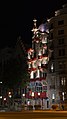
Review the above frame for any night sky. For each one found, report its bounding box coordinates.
[0,0,66,49]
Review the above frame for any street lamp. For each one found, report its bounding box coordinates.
[38,92,40,96]
[62,92,64,101]
[22,93,25,105]
[32,92,34,97]
[0,96,2,99]
[8,91,12,98]
[22,93,25,97]
[32,92,34,110]
[3,97,7,106]
[4,97,6,101]
[8,91,12,109]
[0,81,2,106]
[0,96,2,106]
[38,92,40,105]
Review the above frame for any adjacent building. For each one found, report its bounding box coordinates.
[47,4,67,107]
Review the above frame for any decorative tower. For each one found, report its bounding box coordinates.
[25,19,50,109]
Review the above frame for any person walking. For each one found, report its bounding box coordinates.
[62,105,64,110]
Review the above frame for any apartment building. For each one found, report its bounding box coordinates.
[47,4,67,107]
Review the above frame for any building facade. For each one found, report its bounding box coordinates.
[47,4,67,107]
[22,19,52,109]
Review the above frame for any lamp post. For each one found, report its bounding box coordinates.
[42,98,43,110]
[38,92,40,105]
[0,96,2,106]
[3,97,7,106]
[8,91,12,110]
[32,92,34,110]
[23,93,27,110]
[0,81,2,106]
[22,93,25,105]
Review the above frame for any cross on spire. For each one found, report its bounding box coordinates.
[31,18,38,34]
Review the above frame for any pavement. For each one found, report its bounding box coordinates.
[0,110,67,119]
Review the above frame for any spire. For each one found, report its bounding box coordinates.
[31,18,38,34]
[33,18,37,28]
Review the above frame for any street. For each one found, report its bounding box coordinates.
[0,111,67,119]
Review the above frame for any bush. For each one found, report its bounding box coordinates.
[51,105,58,110]
[22,105,25,110]
[34,105,41,110]
[27,105,33,110]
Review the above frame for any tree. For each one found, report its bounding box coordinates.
[1,37,30,92]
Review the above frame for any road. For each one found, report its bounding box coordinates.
[0,110,67,119]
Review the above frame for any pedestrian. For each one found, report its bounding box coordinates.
[62,105,64,110]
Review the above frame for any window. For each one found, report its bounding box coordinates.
[62,92,65,101]
[51,52,54,59]
[30,71,34,79]
[50,23,53,30]
[58,30,64,35]
[50,63,55,72]
[61,77,66,85]
[38,50,42,56]
[42,37,47,44]
[28,51,33,59]
[59,49,65,56]
[32,61,36,68]
[43,86,47,91]
[36,86,42,92]
[52,94,55,99]
[59,62,65,69]
[50,33,53,39]
[58,20,64,25]
[43,72,47,78]
[58,38,64,45]
[51,63,54,72]
[28,63,32,68]
[52,93,55,103]
[40,71,43,77]
[36,70,40,78]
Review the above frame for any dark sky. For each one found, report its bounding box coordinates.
[0,0,66,49]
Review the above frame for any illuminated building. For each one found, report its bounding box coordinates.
[47,4,67,107]
[24,19,51,109]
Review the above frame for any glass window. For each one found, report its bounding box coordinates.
[59,49,65,56]
[36,70,40,78]
[59,61,66,69]
[61,77,66,85]
[52,94,55,99]
[28,63,32,68]
[58,38,64,45]
[58,20,64,25]
[61,78,64,85]
[51,63,54,72]
[52,94,55,101]
[50,23,53,30]
[43,86,47,91]
[50,33,53,39]
[32,61,36,68]
[35,82,42,92]
[50,63,55,73]
[58,30,64,35]
[30,71,34,79]
[62,92,65,101]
